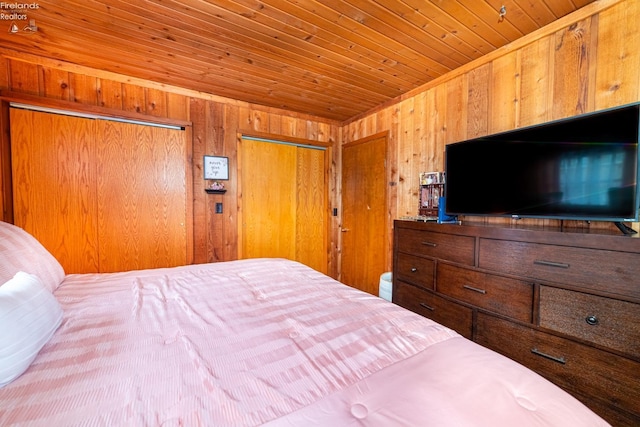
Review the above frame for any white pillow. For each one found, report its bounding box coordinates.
[0,271,63,388]
[0,221,65,293]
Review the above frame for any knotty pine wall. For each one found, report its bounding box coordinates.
[343,0,640,268]
[0,50,342,277]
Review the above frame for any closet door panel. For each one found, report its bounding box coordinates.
[11,108,99,273]
[240,138,328,273]
[295,146,327,274]
[241,139,297,261]
[96,121,187,272]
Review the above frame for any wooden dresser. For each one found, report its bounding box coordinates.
[392,220,640,426]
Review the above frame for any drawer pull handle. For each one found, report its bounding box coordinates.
[533,260,570,269]
[421,241,437,247]
[585,315,599,326]
[411,267,418,273]
[531,348,566,365]
[463,284,487,294]
[419,302,435,311]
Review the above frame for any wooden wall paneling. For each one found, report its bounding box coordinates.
[352,119,365,142]
[97,79,124,109]
[146,87,168,117]
[594,0,640,109]
[306,119,320,141]
[166,92,190,122]
[397,97,415,216]
[69,73,100,105]
[414,91,429,175]
[8,60,39,95]
[519,37,553,127]
[342,121,355,143]
[279,115,299,138]
[377,106,396,274]
[267,114,283,135]
[239,107,270,133]
[445,74,468,144]
[551,17,592,119]
[489,51,520,134]
[586,16,600,112]
[465,63,491,139]
[347,117,363,141]
[207,101,226,262]
[0,57,8,89]
[294,116,309,138]
[223,104,240,261]
[326,123,340,279]
[426,84,448,171]
[122,83,147,114]
[183,125,194,265]
[189,97,208,263]
[190,98,223,264]
[359,113,377,138]
[41,68,71,101]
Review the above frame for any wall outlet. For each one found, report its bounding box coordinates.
[215,202,223,214]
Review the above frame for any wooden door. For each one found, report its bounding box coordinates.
[11,108,100,273]
[240,137,327,274]
[341,134,387,295]
[95,120,188,272]
[10,107,188,273]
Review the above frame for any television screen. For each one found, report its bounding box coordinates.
[445,103,640,223]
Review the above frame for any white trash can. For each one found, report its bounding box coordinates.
[379,272,393,302]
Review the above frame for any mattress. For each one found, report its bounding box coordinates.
[0,257,609,426]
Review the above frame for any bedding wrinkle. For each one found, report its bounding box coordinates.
[0,258,610,426]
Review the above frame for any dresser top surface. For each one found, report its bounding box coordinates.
[394,219,640,253]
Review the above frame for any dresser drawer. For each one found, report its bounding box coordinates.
[475,312,640,422]
[393,280,473,339]
[395,253,435,290]
[395,227,475,266]
[478,238,640,299]
[539,286,640,359]
[437,263,533,323]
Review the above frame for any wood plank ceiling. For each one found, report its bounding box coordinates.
[0,0,596,121]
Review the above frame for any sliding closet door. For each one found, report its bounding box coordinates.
[11,107,188,273]
[240,138,327,274]
[11,108,100,273]
[294,146,327,272]
[96,121,187,272]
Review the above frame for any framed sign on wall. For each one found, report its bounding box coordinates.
[203,156,229,180]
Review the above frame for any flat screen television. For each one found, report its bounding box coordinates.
[444,103,640,227]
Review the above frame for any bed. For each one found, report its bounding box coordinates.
[0,220,609,426]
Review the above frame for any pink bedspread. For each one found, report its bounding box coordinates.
[0,258,608,426]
